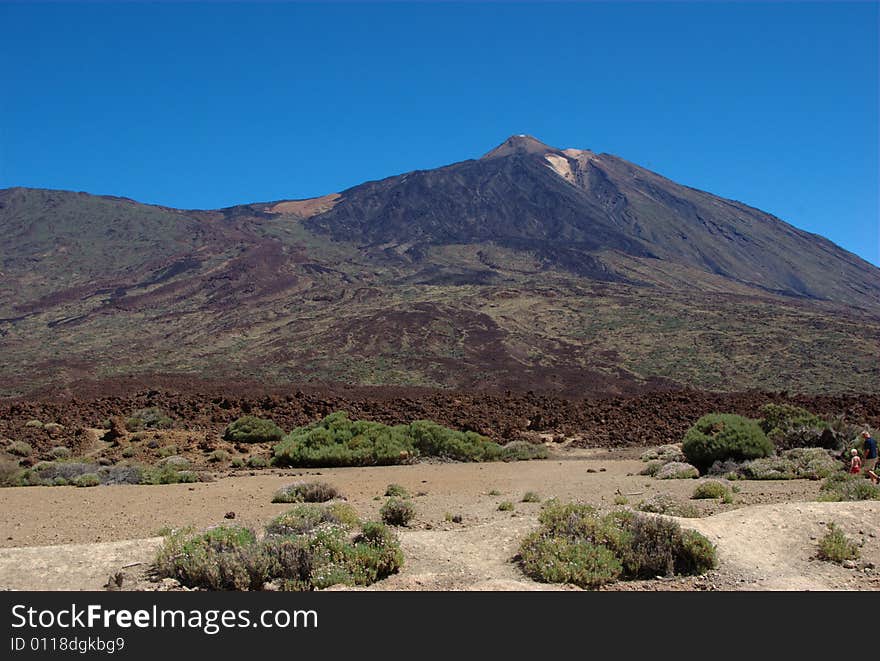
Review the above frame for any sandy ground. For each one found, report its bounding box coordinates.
[1,451,877,591]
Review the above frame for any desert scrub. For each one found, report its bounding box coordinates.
[381,498,415,526]
[818,473,880,502]
[655,462,700,480]
[266,503,360,536]
[498,501,514,512]
[759,403,843,451]
[637,494,700,518]
[692,481,731,500]
[25,420,43,428]
[140,464,198,485]
[126,407,173,431]
[50,446,71,460]
[73,473,100,487]
[7,441,32,457]
[246,456,269,469]
[733,451,831,481]
[816,523,860,563]
[500,441,549,461]
[522,491,541,503]
[208,449,230,463]
[273,412,512,468]
[641,445,686,463]
[223,416,284,444]
[613,495,629,506]
[121,446,136,458]
[273,481,340,504]
[517,501,716,588]
[640,461,664,477]
[682,414,773,471]
[157,445,179,459]
[384,483,410,498]
[230,457,246,468]
[0,459,23,487]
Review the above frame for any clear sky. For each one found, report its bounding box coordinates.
[1,1,878,265]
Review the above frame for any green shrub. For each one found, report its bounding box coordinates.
[760,403,824,435]
[273,412,511,468]
[121,447,136,458]
[25,420,43,428]
[692,481,730,500]
[655,462,700,479]
[224,416,285,444]
[817,523,860,563]
[640,461,664,477]
[380,498,415,526]
[487,489,502,496]
[613,495,629,506]
[126,407,173,432]
[500,441,549,461]
[7,441,33,457]
[518,501,715,588]
[73,473,101,487]
[498,501,514,512]
[50,446,71,460]
[519,534,622,589]
[246,456,269,469]
[140,465,198,485]
[266,503,360,536]
[522,491,541,503]
[760,403,845,451]
[230,457,245,468]
[208,450,230,463]
[52,477,69,486]
[682,414,772,471]
[384,483,410,498]
[636,494,700,518]
[0,459,23,487]
[819,473,880,502]
[273,481,340,504]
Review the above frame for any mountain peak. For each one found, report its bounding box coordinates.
[481,134,557,159]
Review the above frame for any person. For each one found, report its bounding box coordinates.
[849,448,862,474]
[860,430,878,484]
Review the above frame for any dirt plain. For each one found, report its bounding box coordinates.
[1,448,878,592]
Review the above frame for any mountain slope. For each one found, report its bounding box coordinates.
[1,136,878,397]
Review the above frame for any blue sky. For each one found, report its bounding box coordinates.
[1,2,878,265]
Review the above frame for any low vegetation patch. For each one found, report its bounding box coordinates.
[7,441,32,457]
[637,494,701,518]
[655,462,699,479]
[691,481,730,500]
[126,407,174,432]
[224,416,285,444]
[517,501,716,589]
[682,413,773,472]
[272,481,340,504]
[380,498,415,526]
[498,501,514,512]
[816,523,860,564]
[266,503,360,536]
[155,508,403,591]
[818,473,880,502]
[384,483,410,498]
[522,491,541,503]
[273,412,538,468]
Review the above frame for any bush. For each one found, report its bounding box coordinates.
[640,461,664,477]
[73,473,101,487]
[266,503,360,536]
[224,416,285,444]
[692,481,730,500]
[641,445,686,463]
[522,491,541,503]
[384,483,410,498]
[682,414,772,471]
[637,494,700,518]
[518,501,716,588]
[817,523,860,563]
[273,481,341,504]
[50,446,71,460]
[208,450,230,463]
[273,412,512,468]
[230,457,245,468]
[7,441,32,457]
[498,501,514,511]
[246,456,269,469]
[655,462,700,479]
[121,447,136,458]
[380,498,415,526]
[126,407,173,432]
[140,465,198,485]
[819,473,880,502]
[0,459,23,487]
[500,441,549,461]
